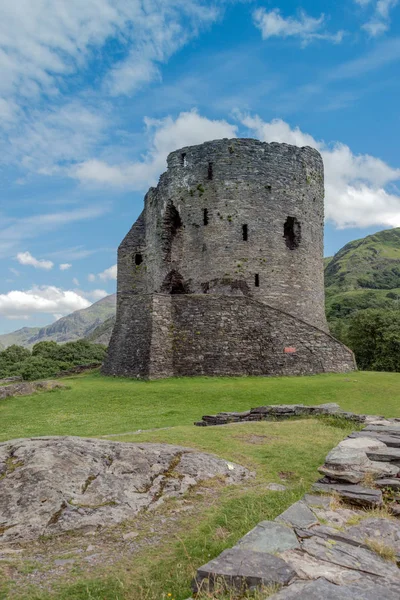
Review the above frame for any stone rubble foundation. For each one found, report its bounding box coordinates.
[190,404,400,598]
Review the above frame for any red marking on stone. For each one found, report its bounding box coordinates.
[284,347,296,354]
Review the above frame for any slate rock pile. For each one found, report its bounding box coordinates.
[195,402,373,426]
[192,492,400,598]
[189,407,400,598]
[0,437,251,543]
[0,380,66,400]
[314,418,400,513]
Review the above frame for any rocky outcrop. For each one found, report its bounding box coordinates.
[0,437,251,543]
[0,380,66,400]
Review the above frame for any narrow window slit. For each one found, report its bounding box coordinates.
[181,153,187,167]
[242,224,248,241]
[208,162,213,180]
[255,274,260,287]
[203,208,209,226]
[134,253,143,266]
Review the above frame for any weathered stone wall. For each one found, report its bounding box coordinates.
[103,138,354,379]
[103,294,355,378]
[117,138,327,331]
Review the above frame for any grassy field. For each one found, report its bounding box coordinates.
[1,371,400,600]
[1,371,400,442]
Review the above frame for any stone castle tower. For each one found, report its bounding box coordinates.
[103,138,354,378]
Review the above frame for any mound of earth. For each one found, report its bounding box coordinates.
[0,437,251,543]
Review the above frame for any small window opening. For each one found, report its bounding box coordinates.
[181,153,187,167]
[283,216,301,250]
[208,162,213,180]
[242,224,248,241]
[134,253,143,266]
[203,208,209,226]
[255,274,260,287]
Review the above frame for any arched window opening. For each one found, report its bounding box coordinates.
[208,162,213,180]
[162,201,182,261]
[284,217,301,250]
[161,270,189,294]
[255,274,260,287]
[203,208,209,226]
[242,224,248,241]
[134,253,143,266]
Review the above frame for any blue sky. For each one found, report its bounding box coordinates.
[1,0,400,334]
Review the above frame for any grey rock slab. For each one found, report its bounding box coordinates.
[338,437,387,451]
[375,478,400,490]
[312,482,383,507]
[319,446,398,483]
[311,507,364,529]
[275,501,319,529]
[295,525,371,550]
[192,547,296,593]
[349,431,400,448]
[301,536,400,581]
[364,425,400,436]
[266,483,287,491]
[235,521,300,554]
[267,577,400,600]
[0,437,251,543]
[347,517,400,558]
[302,493,332,509]
[366,447,400,462]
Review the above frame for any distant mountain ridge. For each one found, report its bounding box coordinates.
[0,294,116,349]
[325,227,400,322]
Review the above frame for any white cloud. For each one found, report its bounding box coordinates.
[59,263,72,271]
[240,114,400,229]
[72,277,80,286]
[72,109,238,189]
[253,8,344,45]
[0,286,91,320]
[99,265,117,281]
[88,274,96,282]
[356,0,399,36]
[16,251,54,270]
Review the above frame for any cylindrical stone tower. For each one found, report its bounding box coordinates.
[118,138,327,331]
[103,138,355,379]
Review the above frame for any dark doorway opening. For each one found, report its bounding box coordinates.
[134,253,143,266]
[163,202,182,261]
[161,270,189,294]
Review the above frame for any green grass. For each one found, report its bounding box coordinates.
[1,371,400,442]
[1,371,400,599]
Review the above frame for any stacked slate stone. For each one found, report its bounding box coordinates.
[191,493,400,598]
[314,418,400,513]
[188,407,400,598]
[195,402,372,426]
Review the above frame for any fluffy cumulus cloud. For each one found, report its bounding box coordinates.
[85,289,109,301]
[253,8,344,45]
[73,110,237,189]
[59,263,72,271]
[16,251,54,270]
[355,0,399,36]
[0,286,91,320]
[99,265,117,281]
[240,114,400,228]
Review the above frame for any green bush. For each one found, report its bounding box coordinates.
[0,340,107,381]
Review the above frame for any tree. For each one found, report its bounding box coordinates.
[346,309,400,371]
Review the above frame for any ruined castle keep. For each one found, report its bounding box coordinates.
[103,138,355,378]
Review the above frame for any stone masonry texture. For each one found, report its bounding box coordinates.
[103,138,355,378]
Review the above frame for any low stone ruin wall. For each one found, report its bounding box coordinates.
[0,380,65,400]
[195,402,370,426]
[189,406,400,599]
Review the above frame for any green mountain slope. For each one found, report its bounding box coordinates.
[85,315,116,345]
[325,228,400,322]
[0,294,116,349]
